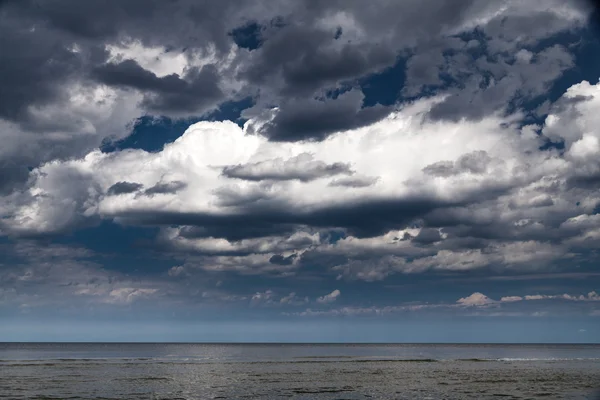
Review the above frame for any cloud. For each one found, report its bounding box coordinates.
[246,90,392,142]
[94,61,225,116]
[222,153,353,182]
[240,24,396,97]
[426,44,576,122]
[280,292,309,306]
[500,296,523,303]
[514,291,600,302]
[0,0,248,193]
[422,151,494,177]
[328,175,379,188]
[291,289,600,317]
[107,181,144,196]
[106,288,159,304]
[0,242,167,309]
[144,181,188,196]
[457,292,496,306]
[0,0,591,200]
[3,77,600,283]
[168,266,187,278]
[316,289,341,304]
[2,0,600,324]
[250,289,274,306]
[0,96,527,238]
[269,253,298,266]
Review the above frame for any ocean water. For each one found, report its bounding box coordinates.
[1,343,600,399]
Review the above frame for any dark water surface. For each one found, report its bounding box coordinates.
[1,343,600,399]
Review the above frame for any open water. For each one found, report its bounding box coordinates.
[1,343,600,399]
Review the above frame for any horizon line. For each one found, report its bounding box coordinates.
[2,341,599,345]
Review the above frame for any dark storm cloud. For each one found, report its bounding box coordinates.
[234,0,509,140]
[106,181,144,196]
[93,60,183,92]
[0,0,238,126]
[176,224,298,242]
[93,61,225,115]
[0,9,101,126]
[418,194,597,247]
[0,0,245,193]
[241,24,397,97]
[251,90,391,142]
[0,0,589,134]
[412,228,443,245]
[9,0,238,51]
[114,195,463,240]
[566,169,600,190]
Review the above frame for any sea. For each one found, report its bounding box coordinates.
[1,343,600,399]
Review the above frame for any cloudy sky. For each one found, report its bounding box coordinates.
[1,0,600,342]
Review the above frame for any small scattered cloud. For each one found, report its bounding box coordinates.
[250,290,274,306]
[500,296,523,303]
[168,266,187,277]
[316,289,341,304]
[106,288,159,304]
[280,292,309,306]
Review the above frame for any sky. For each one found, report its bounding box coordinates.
[1,0,600,343]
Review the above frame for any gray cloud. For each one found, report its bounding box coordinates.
[240,24,397,97]
[0,0,247,194]
[423,151,493,177]
[328,175,379,188]
[316,289,340,304]
[269,254,297,266]
[248,90,391,141]
[107,181,143,196]
[113,195,464,240]
[94,61,225,116]
[144,181,188,196]
[0,0,238,128]
[222,153,353,182]
[426,44,576,121]
[1,0,599,303]
[412,228,443,245]
[0,0,591,200]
